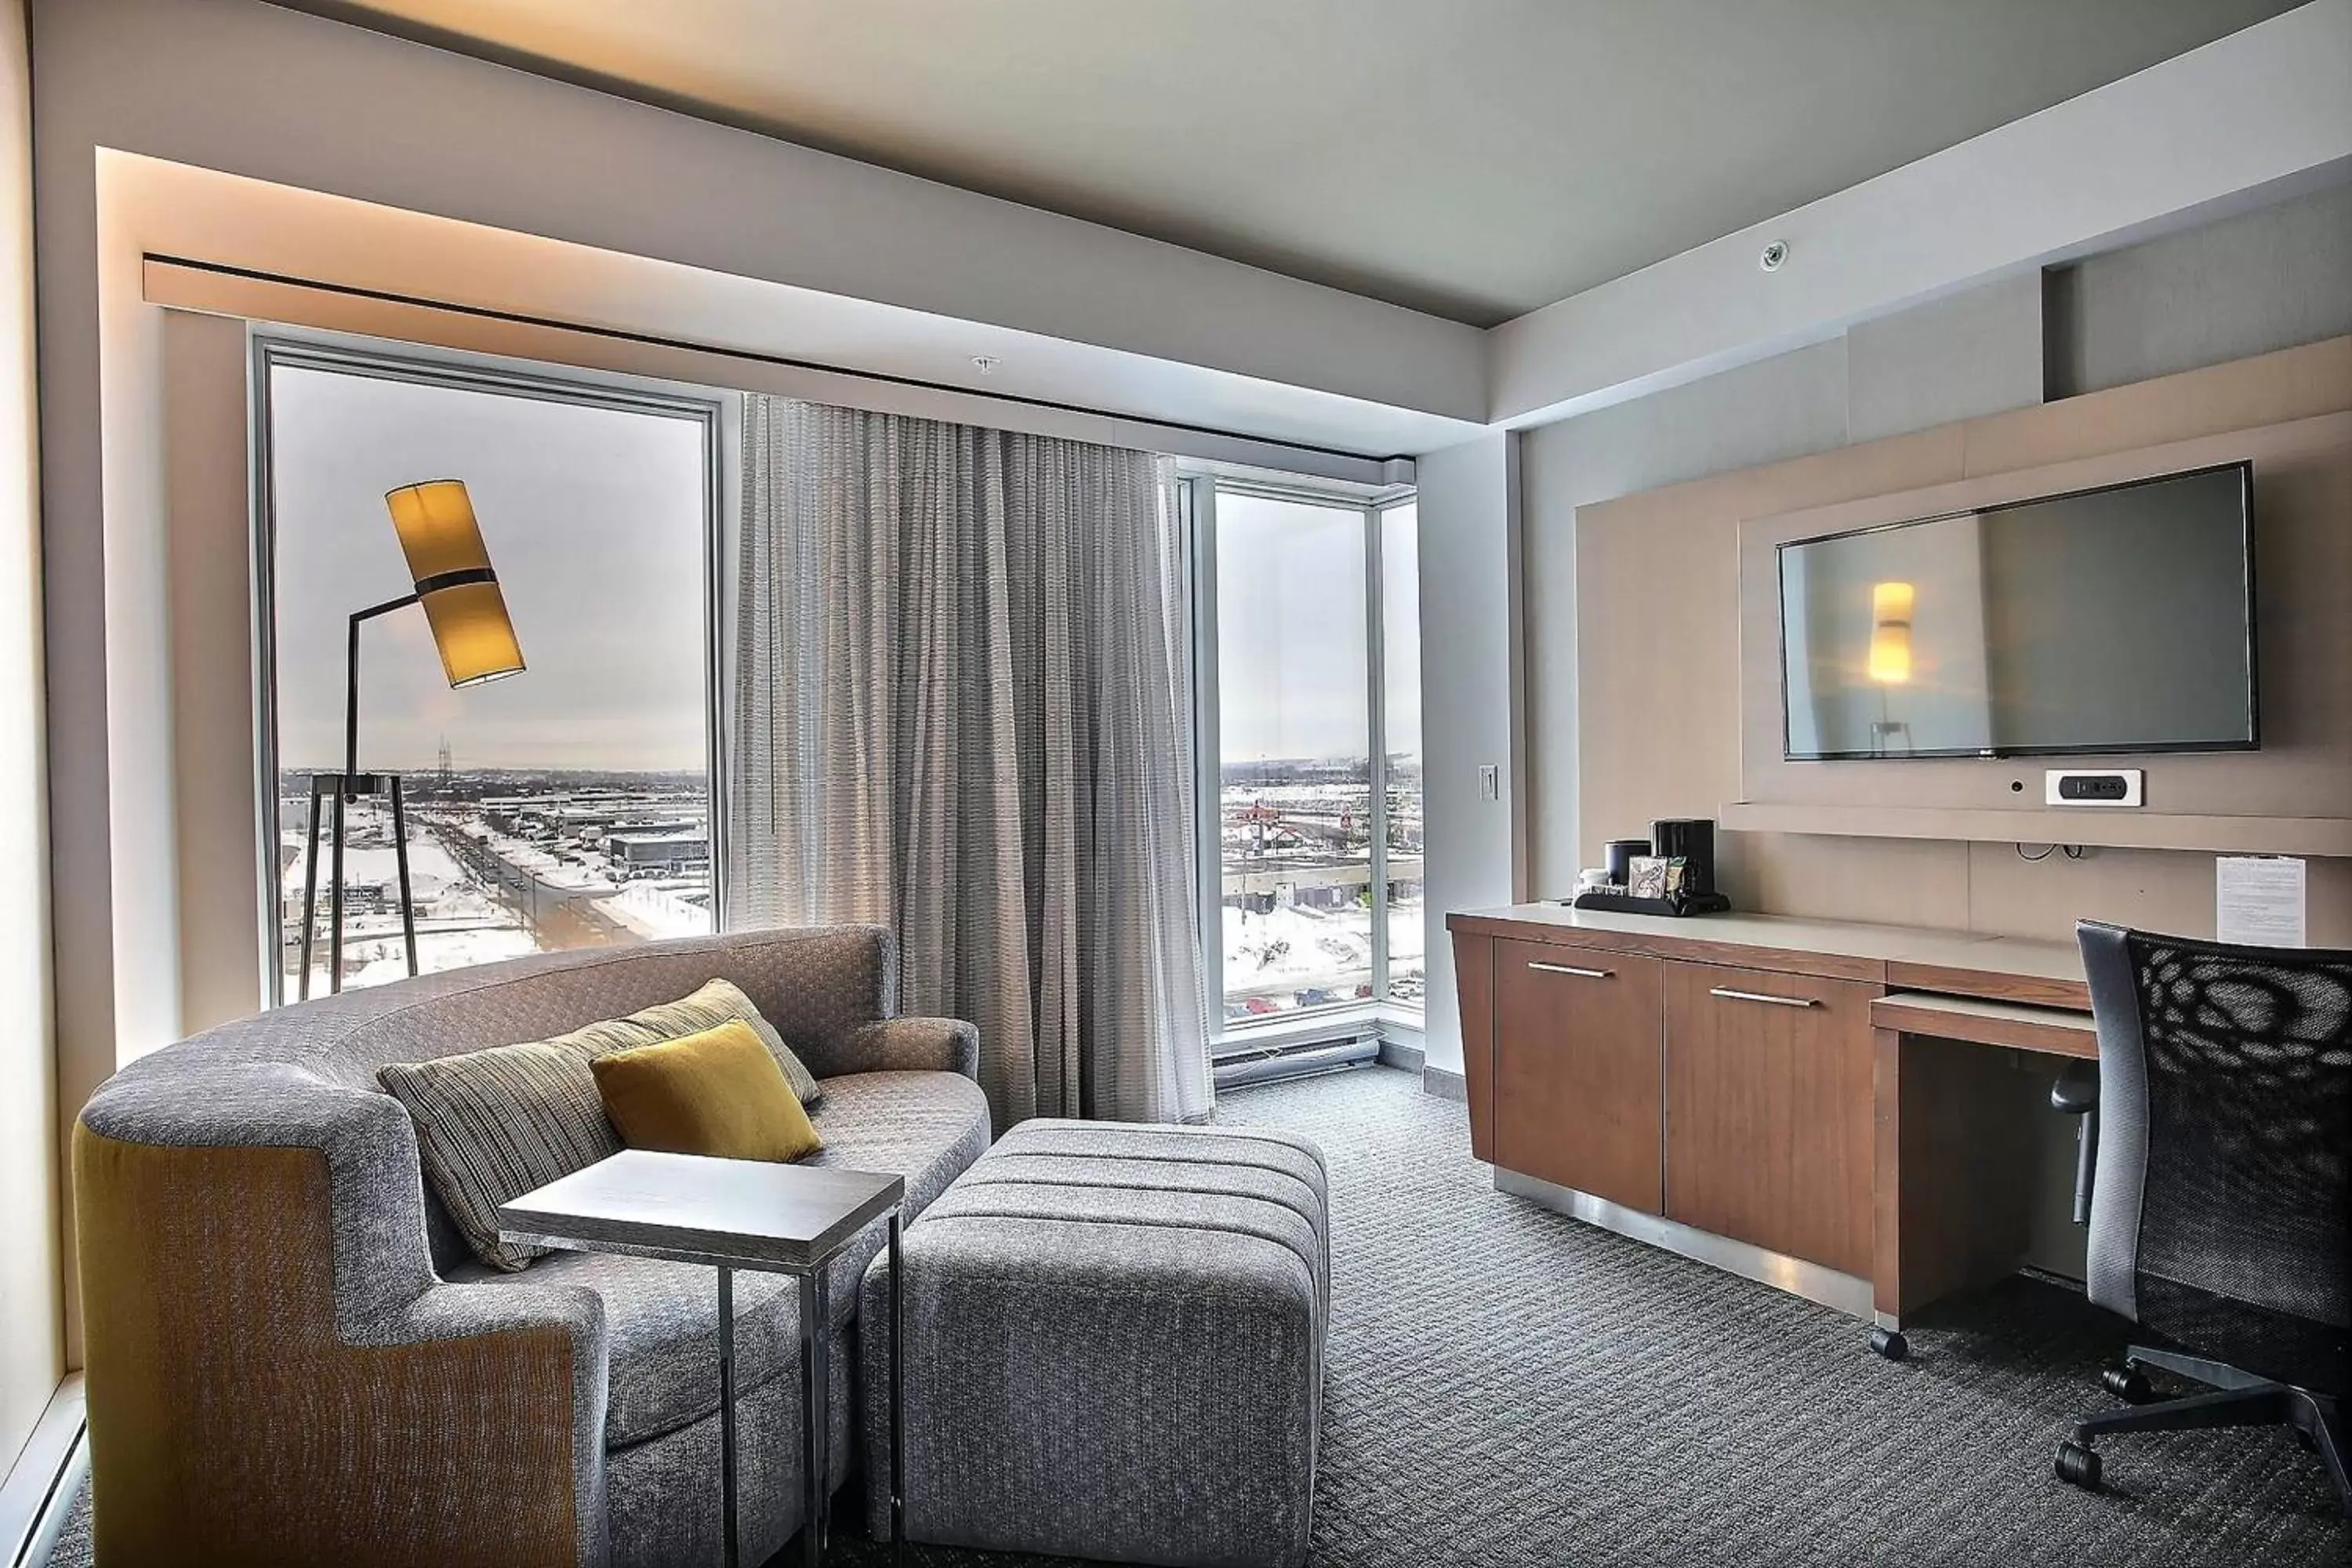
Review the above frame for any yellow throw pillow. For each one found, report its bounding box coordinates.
[590,1019,823,1163]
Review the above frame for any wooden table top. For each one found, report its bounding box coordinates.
[499,1150,906,1272]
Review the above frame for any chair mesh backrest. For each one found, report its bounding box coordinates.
[2095,926,2351,1378]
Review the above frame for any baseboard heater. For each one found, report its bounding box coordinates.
[1212,1033,1379,1090]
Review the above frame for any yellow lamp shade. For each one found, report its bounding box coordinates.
[387,479,495,579]
[419,579,526,687]
[385,480,525,688]
[1867,580,1914,685]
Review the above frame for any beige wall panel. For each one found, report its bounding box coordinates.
[1732,833,1973,930]
[164,311,265,1033]
[1962,843,2352,947]
[1575,338,2352,945]
[1573,426,1962,872]
[1963,336,2352,475]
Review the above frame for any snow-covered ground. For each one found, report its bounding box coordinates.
[315,927,543,993]
[280,822,542,994]
[1221,898,1425,1018]
[278,792,710,994]
[602,881,713,940]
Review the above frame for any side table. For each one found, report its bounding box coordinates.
[501,1150,906,1568]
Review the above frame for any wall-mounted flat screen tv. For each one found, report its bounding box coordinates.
[1778,462,2256,761]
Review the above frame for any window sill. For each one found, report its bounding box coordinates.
[1210,1003,1421,1062]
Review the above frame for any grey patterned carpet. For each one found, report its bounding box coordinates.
[45,1065,2347,1567]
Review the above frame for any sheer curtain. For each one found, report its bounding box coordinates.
[728,397,1212,1127]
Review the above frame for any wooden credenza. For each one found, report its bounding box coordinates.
[1450,905,2097,1348]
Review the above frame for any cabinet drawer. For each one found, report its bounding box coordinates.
[1663,960,1875,1275]
[1493,941,1664,1214]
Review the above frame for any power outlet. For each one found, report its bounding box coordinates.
[2045,768,2144,807]
[1478,764,1501,802]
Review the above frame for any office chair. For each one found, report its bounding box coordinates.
[2055,921,2350,1511]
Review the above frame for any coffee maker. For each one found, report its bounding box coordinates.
[1650,818,1721,900]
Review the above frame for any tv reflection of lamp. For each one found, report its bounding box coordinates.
[297,481,525,998]
[1867,581,1915,684]
[1867,581,1914,755]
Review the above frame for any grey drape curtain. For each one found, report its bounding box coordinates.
[728,396,1213,1127]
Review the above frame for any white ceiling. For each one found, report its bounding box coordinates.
[284,0,2298,327]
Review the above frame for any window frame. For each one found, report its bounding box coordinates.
[248,334,731,1007]
[1373,495,1424,1024]
[1185,471,1418,1055]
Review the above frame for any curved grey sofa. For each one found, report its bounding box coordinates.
[74,925,990,1568]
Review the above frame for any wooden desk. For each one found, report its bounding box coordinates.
[1449,906,2096,1355]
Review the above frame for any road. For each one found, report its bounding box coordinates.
[425,822,640,953]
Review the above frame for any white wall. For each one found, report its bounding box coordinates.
[1846,273,2045,443]
[0,0,61,1475]
[1413,434,1521,1076]
[2048,178,2352,394]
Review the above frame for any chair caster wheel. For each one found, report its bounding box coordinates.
[1870,1327,1908,1361]
[2101,1364,2152,1403]
[2055,1440,2102,1490]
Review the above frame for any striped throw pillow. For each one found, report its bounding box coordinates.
[379,978,822,1271]
[380,1033,620,1272]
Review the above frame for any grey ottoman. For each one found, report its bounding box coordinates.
[861,1118,1329,1567]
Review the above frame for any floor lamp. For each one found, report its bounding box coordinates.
[299,479,526,998]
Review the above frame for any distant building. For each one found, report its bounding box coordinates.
[606,828,710,873]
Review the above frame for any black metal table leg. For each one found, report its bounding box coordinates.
[814,1265,832,1552]
[800,1269,822,1568]
[720,1265,739,1568]
[889,1210,905,1562]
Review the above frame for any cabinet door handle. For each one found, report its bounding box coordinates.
[1528,960,1613,980]
[1709,986,1817,1009]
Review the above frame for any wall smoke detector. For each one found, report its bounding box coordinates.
[1759,240,1789,273]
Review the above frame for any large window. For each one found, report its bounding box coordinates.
[1203,481,1420,1034]
[258,344,721,1001]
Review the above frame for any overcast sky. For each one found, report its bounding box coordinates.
[270,365,711,775]
[1218,494,1376,764]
